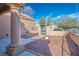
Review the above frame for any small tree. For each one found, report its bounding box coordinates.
[39,17,46,35]
[65,18,77,29]
[39,17,46,26]
[56,17,78,30]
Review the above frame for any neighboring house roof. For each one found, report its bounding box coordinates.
[20,13,34,21]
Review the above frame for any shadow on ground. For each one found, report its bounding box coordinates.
[66,33,79,56]
[25,39,52,56]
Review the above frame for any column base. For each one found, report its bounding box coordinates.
[5,44,26,56]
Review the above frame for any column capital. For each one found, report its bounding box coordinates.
[7,3,24,14]
[9,3,24,9]
[0,3,24,15]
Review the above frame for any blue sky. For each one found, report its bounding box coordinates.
[25,3,79,24]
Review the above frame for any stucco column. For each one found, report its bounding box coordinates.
[10,8,21,46]
[6,4,25,56]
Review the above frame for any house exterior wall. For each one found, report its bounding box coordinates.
[21,19,35,30]
[0,13,11,39]
[0,12,35,39]
[20,13,35,30]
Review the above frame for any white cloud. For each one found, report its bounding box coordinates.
[55,15,65,20]
[68,13,79,20]
[54,12,79,20]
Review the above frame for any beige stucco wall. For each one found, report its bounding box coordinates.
[21,19,35,30]
[0,13,11,39]
[36,25,66,36]
[20,13,35,30]
[0,12,35,39]
[46,26,66,36]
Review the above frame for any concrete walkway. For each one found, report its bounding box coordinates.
[0,36,42,56]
